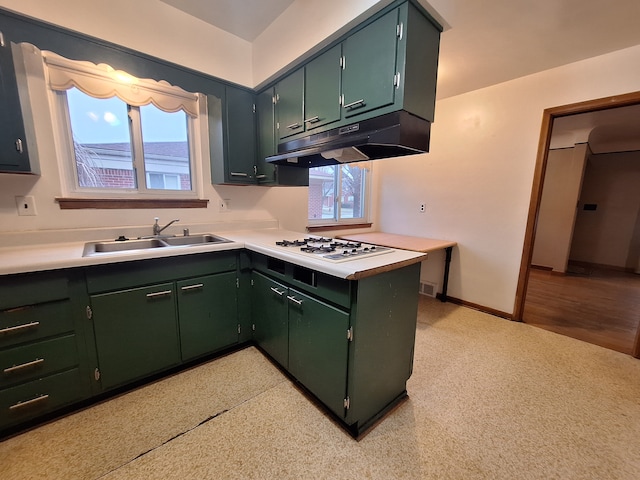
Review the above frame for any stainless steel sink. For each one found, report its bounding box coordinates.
[83,234,231,256]
[162,234,230,246]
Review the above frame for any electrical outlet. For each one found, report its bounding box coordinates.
[219,198,230,212]
[15,195,38,216]
[419,203,426,213]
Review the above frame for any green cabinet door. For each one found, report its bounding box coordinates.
[288,288,349,418]
[304,45,342,131]
[255,87,277,184]
[0,34,30,173]
[177,272,239,361]
[341,8,399,118]
[251,271,289,369]
[91,283,180,390]
[222,86,256,184]
[275,68,304,141]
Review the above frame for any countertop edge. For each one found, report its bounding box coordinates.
[345,254,428,280]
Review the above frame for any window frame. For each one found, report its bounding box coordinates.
[307,162,372,226]
[42,49,207,200]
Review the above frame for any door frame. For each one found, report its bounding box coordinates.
[513,90,640,358]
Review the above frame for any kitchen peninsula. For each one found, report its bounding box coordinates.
[0,227,426,438]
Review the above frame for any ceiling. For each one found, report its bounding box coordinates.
[160,0,640,153]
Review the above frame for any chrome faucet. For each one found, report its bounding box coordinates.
[153,217,180,236]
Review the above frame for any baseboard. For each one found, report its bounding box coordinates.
[435,293,513,320]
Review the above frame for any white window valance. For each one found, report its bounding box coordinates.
[42,50,199,117]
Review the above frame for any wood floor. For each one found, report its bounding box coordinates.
[523,264,640,355]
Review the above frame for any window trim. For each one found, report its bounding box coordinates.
[36,45,208,201]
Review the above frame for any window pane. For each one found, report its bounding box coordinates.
[140,105,191,191]
[339,165,365,219]
[66,88,134,189]
[308,166,337,220]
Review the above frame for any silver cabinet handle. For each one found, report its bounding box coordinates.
[256,174,267,179]
[0,321,39,336]
[15,139,24,153]
[230,172,249,177]
[343,99,365,109]
[4,358,44,375]
[286,122,302,130]
[9,394,49,411]
[146,290,172,298]
[304,116,320,124]
[181,283,204,291]
[287,295,303,305]
[270,287,285,296]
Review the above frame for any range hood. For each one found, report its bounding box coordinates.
[265,110,430,168]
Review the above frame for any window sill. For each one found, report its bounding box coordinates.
[56,198,209,209]
[307,223,372,233]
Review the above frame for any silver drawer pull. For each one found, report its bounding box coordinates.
[9,394,49,411]
[4,358,45,375]
[15,138,24,153]
[230,172,249,177]
[181,283,204,291]
[287,295,303,305]
[304,116,320,124]
[256,174,267,179]
[270,287,285,296]
[146,290,172,299]
[0,321,40,336]
[343,99,365,109]
[286,122,301,130]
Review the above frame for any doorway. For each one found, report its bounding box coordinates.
[514,91,640,358]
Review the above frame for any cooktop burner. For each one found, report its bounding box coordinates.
[273,236,391,262]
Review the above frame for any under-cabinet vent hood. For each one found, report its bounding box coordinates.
[265,111,430,168]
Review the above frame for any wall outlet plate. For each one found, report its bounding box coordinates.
[15,195,38,216]
[419,203,426,213]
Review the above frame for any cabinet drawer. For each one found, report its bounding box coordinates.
[0,271,69,310]
[0,300,74,349]
[1,335,79,389]
[0,368,85,428]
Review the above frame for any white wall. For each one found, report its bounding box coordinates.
[570,151,640,269]
[376,44,640,314]
[0,0,253,87]
[531,145,587,272]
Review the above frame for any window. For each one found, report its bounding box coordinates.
[308,163,371,224]
[42,49,205,198]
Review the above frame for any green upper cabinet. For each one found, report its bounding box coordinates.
[0,33,32,174]
[255,87,277,184]
[303,45,342,131]
[275,68,304,141]
[341,9,399,119]
[214,86,257,184]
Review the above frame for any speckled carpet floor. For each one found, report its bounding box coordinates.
[2,296,639,479]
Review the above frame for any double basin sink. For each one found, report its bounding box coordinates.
[83,234,231,257]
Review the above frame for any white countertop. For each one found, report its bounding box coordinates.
[0,227,427,280]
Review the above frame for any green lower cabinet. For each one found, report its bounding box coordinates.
[177,272,239,362]
[288,288,349,418]
[251,271,289,368]
[91,283,181,390]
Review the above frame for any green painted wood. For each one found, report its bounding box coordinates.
[255,87,277,184]
[0,33,31,173]
[220,86,256,184]
[0,270,69,310]
[345,263,420,427]
[304,45,342,131]
[0,301,74,349]
[0,367,85,428]
[177,272,238,361]
[288,288,349,418]
[90,283,180,390]
[341,8,399,118]
[276,68,304,141]
[0,334,78,388]
[251,271,289,369]
[85,252,237,294]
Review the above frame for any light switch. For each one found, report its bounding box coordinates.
[15,195,38,216]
